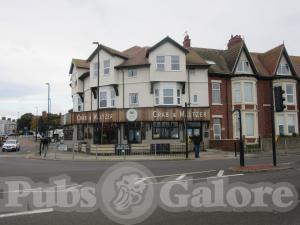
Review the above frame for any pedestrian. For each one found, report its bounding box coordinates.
[43,137,49,157]
[191,134,202,158]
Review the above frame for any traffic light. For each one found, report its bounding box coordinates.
[274,86,286,112]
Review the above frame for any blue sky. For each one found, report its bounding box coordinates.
[1,0,300,119]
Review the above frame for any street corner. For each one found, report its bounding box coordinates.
[229,162,293,173]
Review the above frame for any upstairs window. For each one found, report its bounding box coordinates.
[177,89,181,104]
[111,90,116,107]
[288,114,296,134]
[104,60,110,75]
[193,95,198,104]
[100,92,107,107]
[128,69,137,78]
[163,89,173,104]
[233,83,241,103]
[156,56,165,71]
[171,55,180,70]
[212,82,221,104]
[286,84,294,104]
[244,82,254,103]
[237,60,250,73]
[93,62,99,77]
[154,89,159,105]
[129,93,139,106]
[278,63,289,75]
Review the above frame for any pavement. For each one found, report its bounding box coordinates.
[0,136,300,225]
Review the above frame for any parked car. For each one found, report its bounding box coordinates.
[2,139,20,152]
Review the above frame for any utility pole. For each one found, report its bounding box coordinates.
[92,42,101,144]
[35,106,38,142]
[45,83,50,138]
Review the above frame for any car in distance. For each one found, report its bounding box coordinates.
[2,139,20,152]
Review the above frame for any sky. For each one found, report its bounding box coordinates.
[0,0,300,119]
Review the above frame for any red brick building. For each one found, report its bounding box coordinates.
[184,34,300,150]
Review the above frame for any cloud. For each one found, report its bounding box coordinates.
[0,0,300,117]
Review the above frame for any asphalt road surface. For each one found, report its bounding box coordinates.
[0,152,299,225]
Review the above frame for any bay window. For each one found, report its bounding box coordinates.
[154,83,181,106]
[245,113,255,136]
[286,84,294,104]
[233,83,241,103]
[99,87,116,108]
[277,115,285,135]
[244,82,254,103]
[93,62,99,77]
[155,89,159,105]
[288,114,296,134]
[163,89,173,104]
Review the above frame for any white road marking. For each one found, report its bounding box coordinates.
[0,208,54,218]
[135,178,147,185]
[176,174,186,181]
[146,173,244,186]
[135,169,216,181]
[217,170,224,177]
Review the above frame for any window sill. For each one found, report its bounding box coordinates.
[212,103,222,106]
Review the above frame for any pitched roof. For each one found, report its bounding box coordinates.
[147,36,189,55]
[186,48,209,67]
[222,41,244,72]
[87,44,128,62]
[69,58,89,74]
[257,44,284,75]
[191,47,231,74]
[115,46,150,68]
[291,56,300,76]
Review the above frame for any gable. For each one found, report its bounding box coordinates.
[276,55,292,76]
[234,51,254,74]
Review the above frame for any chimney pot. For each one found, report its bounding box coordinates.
[227,34,243,49]
[183,34,191,48]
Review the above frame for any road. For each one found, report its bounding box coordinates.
[0,147,299,225]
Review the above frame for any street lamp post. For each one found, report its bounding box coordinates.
[184,102,191,159]
[92,42,100,144]
[45,83,50,137]
[35,106,38,142]
[232,109,245,167]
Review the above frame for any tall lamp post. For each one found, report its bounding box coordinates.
[92,42,100,144]
[35,106,38,142]
[232,109,245,167]
[45,83,50,137]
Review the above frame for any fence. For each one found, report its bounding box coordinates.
[67,142,202,160]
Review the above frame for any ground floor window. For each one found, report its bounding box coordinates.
[288,114,296,134]
[213,118,221,140]
[152,122,179,139]
[63,126,73,140]
[245,113,255,136]
[124,122,145,144]
[77,124,84,140]
[277,115,285,135]
[93,124,118,144]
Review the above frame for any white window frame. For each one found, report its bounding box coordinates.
[156,56,165,71]
[237,60,250,73]
[163,88,174,105]
[99,91,107,108]
[99,87,116,108]
[93,62,99,77]
[278,63,290,75]
[245,113,255,137]
[212,82,221,104]
[233,82,242,103]
[244,82,254,103]
[277,114,285,135]
[193,95,198,104]
[103,60,110,76]
[129,93,139,106]
[286,84,295,104]
[128,69,137,78]
[111,90,116,107]
[171,55,180,71]
[154,89,159,105]
[213,118,221,140]
[288,114,296,134]
[153,83,181,106]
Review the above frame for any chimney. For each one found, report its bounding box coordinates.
[183,34,191,48]
[227,34,243,49]
[2,117,6,121]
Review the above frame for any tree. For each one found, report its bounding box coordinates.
[17,113,33,133]
[38,113,61,135]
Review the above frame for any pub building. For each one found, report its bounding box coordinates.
[68,36,211,150]
[67,34,300,152]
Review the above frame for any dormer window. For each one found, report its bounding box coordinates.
[156,56,165,71]
[278,63,289,75]
[237,60,250,73]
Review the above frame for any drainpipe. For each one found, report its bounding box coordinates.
[187,68,191,105]
[122,69,125,109]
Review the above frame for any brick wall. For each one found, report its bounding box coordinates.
[209,139,240,151]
